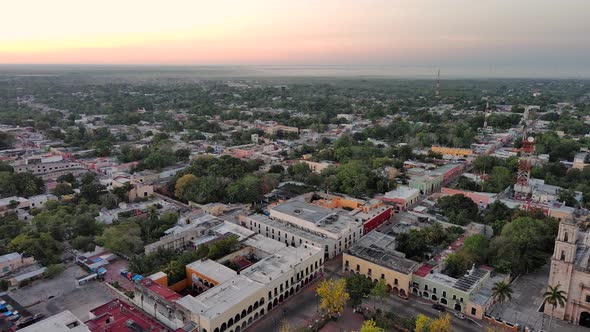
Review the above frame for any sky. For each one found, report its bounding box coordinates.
[1,0,589,77]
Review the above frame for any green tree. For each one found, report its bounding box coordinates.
[175,174,199,200]
[287,162,311,182]
[543,284,567,330]
[53,183,74,196]
[491,281,513,304]
[346,273,375,307]
[97,222,143,255]
[437,194,480,225]
[371,279,389,309]
[226,175,262,203]
[45,263,66,279]
[558,189,578,207]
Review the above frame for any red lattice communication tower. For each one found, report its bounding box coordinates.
[483,99,490,129]
[514,136,535,200]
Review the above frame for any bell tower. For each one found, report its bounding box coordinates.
[546,220,577,319]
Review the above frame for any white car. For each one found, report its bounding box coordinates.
[454,313,465,320]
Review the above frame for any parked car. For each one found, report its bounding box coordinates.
[432,304,446,312]
[454,313,465,320]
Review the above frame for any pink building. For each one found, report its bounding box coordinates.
[232,148,254,159]
[440,187,497,208]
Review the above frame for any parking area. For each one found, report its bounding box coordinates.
[102,258,135,291]
[9,264,116,321]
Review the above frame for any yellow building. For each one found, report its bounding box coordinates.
[343,231,418,298]
[431,146,473,157]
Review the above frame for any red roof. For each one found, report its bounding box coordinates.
[85,299,171,331]
[233,256,253,270]
[449,236,465,251]
[414,264,434,277]
[140,279,182,301]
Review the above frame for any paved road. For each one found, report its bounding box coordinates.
[378,295,481,332]
[248,255,485,331]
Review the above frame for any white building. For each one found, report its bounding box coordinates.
[19,310,90,332]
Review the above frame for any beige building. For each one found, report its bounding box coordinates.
[175,238,323,332]
[343,231,418,298]
[0,252,35,277]
[546,219,590,327]
[301,160,337,173]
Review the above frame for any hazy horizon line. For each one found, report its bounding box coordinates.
[0,63,588,80]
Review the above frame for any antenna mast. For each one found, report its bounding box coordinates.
[435,69,441,98]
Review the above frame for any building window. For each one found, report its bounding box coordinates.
[424,285,428,291]
[586,295,590,303]
[433,288,437,294]
[564,232,569,242]
[394,278,398,285]
[471,308,477,315]
[561,250,566,261]
[442,291,447,298]
[356,264,360,272]
[381,273,385,279]
[368,268,372,276]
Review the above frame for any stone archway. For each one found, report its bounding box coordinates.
[432,295,438,302]
[454,303,462,311]
[412,288,418,295]
[580,312,590,328]
[392,286,399,295]
[440,298,448,305]
[399,289,406,298]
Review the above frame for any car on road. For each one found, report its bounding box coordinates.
[432,304,446,312]
[454,313,465,320]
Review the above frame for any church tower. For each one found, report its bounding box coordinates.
[546,220,578,320]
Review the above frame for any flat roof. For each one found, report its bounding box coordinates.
[186,259,237,284]
[0,252,20,263]
[85,299,171,332]
[383,186,420,200]
[347,231,418,275]
[20,310,90,332]
[212,221,255,240]
[248,214,337,246]
[176,275,264,320]
[271,200,359,235]
[177,243,321,320]
[413,264,434,277]
[138,278,182,302]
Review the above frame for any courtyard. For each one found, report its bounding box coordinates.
[9,264,116,321]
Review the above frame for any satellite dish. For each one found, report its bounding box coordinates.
[527,136,534,143]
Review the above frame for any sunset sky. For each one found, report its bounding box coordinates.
[1,0,589,76]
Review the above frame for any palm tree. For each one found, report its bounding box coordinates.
[491,281,513,304]
[543,284,567,330]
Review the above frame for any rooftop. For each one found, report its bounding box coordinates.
[347,231,418,275]
[248,214,337,246]
[138,278,182,302]
[0,252,21,263]
[270,199,360,236]
[382,186,420,200]
[177,243,321,320]
[186,259,237,284]
[85,299,171,332]
[20,310,90,332]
